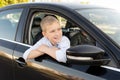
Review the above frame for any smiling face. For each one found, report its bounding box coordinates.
[41,16,62,45]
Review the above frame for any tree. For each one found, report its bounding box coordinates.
[0,0,28,7]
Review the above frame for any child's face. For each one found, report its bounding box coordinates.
[42,21,62,45]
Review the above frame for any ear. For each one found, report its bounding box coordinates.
[42,31,46,37]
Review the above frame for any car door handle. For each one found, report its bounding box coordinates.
[15,57,27,68]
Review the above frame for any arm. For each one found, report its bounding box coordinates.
[23,46,44,60]
[37,44,59,60]
[23,37,58,60]
[27,49,44,59]
[26,44,59,60]
[37,36,70,63]
[23,37,45,60]
[39,36,70,62]
[23,36,70,62]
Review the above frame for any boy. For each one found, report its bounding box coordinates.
[23,16,70,63]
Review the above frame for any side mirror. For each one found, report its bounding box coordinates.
[66,45,110,66]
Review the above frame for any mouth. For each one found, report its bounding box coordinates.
[53,36,62,42]
[54,37,60,41]
[54,37,58,40]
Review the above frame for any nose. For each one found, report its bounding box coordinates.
[55,30,59,36]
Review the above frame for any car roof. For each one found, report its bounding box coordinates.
[1,2,107,10]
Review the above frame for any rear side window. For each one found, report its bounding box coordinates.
[0,9,23,40]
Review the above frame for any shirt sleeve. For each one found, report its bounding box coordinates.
[56,36,70,63]
[23,37,45,60]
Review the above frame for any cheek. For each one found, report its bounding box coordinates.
[60,30,62,35]
[59,30,62,36]
[43,32,51,38]
[47,33,54,39]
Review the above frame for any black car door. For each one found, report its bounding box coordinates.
[0,39,15,80]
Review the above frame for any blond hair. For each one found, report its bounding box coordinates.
[40,16,59,31]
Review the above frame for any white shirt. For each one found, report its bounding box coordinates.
[23,36,70,63]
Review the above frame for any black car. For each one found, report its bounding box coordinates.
[0,3,120,80]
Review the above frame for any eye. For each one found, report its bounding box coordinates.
[50,30,55,33]
[58,28,62,31]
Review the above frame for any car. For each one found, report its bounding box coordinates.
[0,2,120,80]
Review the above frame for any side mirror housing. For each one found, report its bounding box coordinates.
[66,45,110,66]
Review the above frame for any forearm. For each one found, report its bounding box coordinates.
[44,48,67,62]
[38,45,58,60]
[27,49,44,59]
[43,47,57,59]
[36,44,67,62]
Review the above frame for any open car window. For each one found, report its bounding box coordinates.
[29,12,95,46]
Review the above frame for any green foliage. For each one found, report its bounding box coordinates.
[0,0,28,8]
[80,1,89,4]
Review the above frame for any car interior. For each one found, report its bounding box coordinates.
[31,17,42,44]
[30,13,95,46]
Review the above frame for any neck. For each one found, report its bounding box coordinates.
[51,42,57,46]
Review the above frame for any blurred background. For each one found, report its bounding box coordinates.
[0,0,120,10]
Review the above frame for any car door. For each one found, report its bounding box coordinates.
[0,9,23,80]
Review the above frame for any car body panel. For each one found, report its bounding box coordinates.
[0,39,16,80]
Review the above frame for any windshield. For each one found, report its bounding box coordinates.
[77,8,120,46]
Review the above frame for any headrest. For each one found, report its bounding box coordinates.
[32,17,41,27]
[65,21,75,28]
